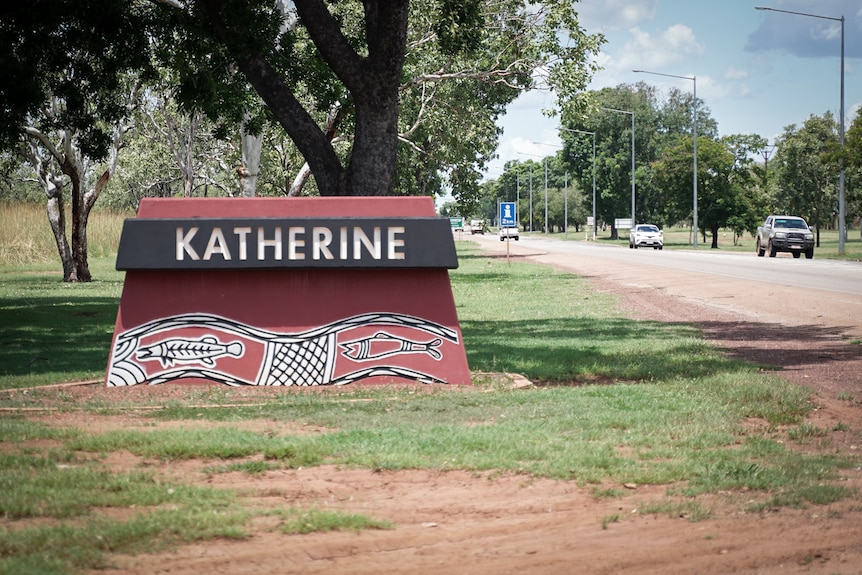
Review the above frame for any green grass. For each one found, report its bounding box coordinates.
[0,262,124,388]
[0,202,859,573]
[269,507,393,534]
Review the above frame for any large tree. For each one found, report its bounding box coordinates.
[653,135,763,248]
[772,113,840,245]
[844,107,862,238]
[560,83,719,237]
[2,1,603,199]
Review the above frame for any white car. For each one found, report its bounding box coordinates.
[499,226,520,241]
[629,224,663,250]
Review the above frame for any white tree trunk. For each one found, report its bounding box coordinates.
[239,114,263,197]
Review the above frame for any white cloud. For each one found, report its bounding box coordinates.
[576,0,658,31]
[723,66,748,80]
[612,24,704,71]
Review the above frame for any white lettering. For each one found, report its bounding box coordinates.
[233,227,251,260]
[203,227,231,260]
[388,226,405,260]
[171,223,412,265]
[354,226,381,260]
[176,227,200,261]
[288,227,305,260]
[312,227,334,260]
[339,226,348,260]
[258,227,282,260]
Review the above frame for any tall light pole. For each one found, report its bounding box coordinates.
[544,157,549,233]
[601,108,635,228]
[755,6,845,255]
[520,152,545,233]
[558,128,596,239]
[532,141,573,236]
[633,69,698,248]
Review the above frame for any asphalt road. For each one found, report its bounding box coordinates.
[467,233,862,339]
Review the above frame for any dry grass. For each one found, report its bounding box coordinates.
[0,202,128,265]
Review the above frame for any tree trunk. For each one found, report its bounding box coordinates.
[24,133,76,281]
[203,0,409,197]
[25,118,126,281]
[63,156,92,282]
[239,114,262,197]
[346,91,400,196]
[45,183,74,281]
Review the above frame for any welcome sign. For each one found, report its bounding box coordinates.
[116,217,456,269]
[105,197,471,387]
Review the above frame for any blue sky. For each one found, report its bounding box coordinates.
[484,0,862,181]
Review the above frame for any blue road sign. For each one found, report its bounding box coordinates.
[499,202,517,227]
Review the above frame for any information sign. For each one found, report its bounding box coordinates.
[499,202,517,227]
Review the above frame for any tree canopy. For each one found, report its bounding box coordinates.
[0,0,604,202]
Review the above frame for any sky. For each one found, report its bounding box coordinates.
[484,0,862,182]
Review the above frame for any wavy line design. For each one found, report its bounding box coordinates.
[107,312,459,387]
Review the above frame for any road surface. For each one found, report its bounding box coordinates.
[467,233,862,340]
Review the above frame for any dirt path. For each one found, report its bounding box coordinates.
[74,239,862,574]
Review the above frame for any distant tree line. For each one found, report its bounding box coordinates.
[476,83,862,249]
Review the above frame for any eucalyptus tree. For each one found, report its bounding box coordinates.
[562,84,658,237]
[21,90,137,282]
[844,107,862,238]
[561,83,721,237]
[653,135,763,248]
[1,1,156,281]
[772,113,840,245]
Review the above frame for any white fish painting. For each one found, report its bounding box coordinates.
[136,336,244,367]
[339,332,443,361]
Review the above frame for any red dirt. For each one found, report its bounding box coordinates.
[20,238,862,574]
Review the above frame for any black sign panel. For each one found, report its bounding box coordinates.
[115,217,458,270]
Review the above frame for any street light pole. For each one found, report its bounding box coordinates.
[519,152,545,233]
[633,69,698,248]
[544,158,548,233]
[755,6,845,255]
[602,108,635,228]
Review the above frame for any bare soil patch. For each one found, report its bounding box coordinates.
[19,239,862,574]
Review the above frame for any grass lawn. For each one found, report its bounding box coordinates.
[0,202,859,573]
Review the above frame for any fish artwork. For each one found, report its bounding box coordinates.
[340,332,443,361]
[107,312,460,386]
[136,336,244,368]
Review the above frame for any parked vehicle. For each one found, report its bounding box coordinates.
[755,216,814,259]
[629,224,663,250]
[470,219,485,235]
[499,226,520,241]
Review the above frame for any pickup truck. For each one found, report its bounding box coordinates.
[470,219,485,235]
[755,215,815,259]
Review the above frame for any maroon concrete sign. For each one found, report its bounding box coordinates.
[105,197,471,387]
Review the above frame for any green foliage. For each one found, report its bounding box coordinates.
[773,113,840,234]
[0,1,157,158]
[484,83,779,238]
[847,107,862,169]
[654,135,764,247]
[272,507,393,534]
[434,0,483,54]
